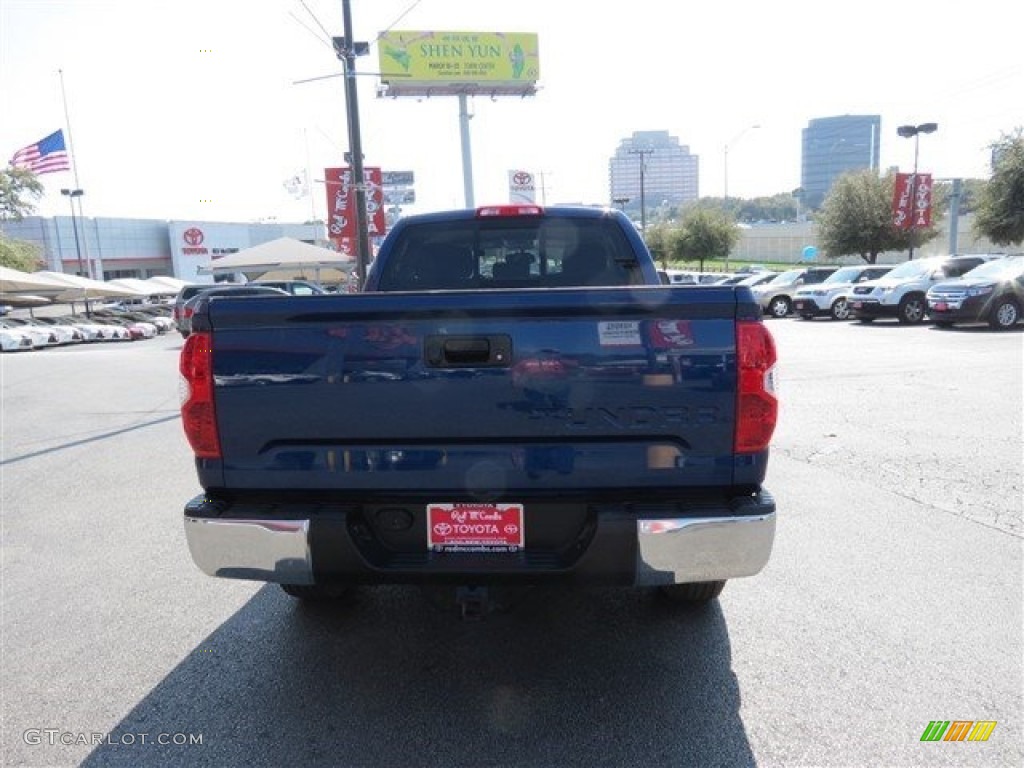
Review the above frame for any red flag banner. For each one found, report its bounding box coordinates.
[893,172,933,230]
[325,166,387,252]
[892,173,913,229]
[912,173,933,229]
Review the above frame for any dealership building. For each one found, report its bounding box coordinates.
[3,216,323,283]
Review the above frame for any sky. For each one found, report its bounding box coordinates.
[2,0,1021,225]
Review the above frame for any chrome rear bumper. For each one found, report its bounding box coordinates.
[184,492,775,587]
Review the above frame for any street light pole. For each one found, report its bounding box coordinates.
[897,122,938,260]
[60,188,85,277]
[628,148,653,233]
[724,124,760,200]
[335,0,371,287]
[612,196,630,212]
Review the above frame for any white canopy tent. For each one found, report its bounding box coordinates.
[33,271,149,305]
[202,238,354,281]
[32,272,149,313]
[108,277,162,295]
[0,266,70,296]
[144,276,189,293]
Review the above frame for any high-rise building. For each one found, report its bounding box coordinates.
[801,115,881,209]
[609,131,699,213]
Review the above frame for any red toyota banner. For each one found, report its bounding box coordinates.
[893,172,933,230]
[325,166,386,252]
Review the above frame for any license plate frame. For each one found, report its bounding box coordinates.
[427,503,524,553]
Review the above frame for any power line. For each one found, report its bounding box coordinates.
[287,10,333,50]
[374,0,425,44]
[298,0,333,41]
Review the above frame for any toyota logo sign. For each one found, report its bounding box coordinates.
[513,172,533,186]
[183,228,205,246]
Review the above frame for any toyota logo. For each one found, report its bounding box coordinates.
[513,172,533,186]
[183,228,205,246]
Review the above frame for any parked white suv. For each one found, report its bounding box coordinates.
[793,265,893,320]
[848,255,992,324]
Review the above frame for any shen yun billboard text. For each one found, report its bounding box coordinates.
[378,31,539,97]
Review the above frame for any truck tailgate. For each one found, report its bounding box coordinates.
[198,287,758,492]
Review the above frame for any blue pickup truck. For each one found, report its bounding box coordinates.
[180,205,778,613]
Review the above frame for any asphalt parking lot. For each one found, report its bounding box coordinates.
[1,319,1021,768]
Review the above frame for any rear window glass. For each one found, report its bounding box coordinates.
[375,217,643,291]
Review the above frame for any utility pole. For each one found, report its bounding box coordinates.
[335,0,371,286]
[628,148,653,233]
[724,124,760,200]
[60,188,85,277]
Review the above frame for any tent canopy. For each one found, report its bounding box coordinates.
[144,276,189,293]
[33,271,149,301]
[0,266,70,296]
[108,278,162,294]
[203,237,354,275]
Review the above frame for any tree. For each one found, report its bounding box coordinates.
[0,167,44,222]
[973,129,1024,246]
[816,170,937,263]
[670,208,741,271]
[643,223,674,268]
[0,233,43,271]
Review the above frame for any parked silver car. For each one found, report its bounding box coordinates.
[751,267,839,318]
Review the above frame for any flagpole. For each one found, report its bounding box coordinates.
[303,128,319,226]
[59,68,99,279]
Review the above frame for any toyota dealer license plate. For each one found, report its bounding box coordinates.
[933,302,948,311]
[427,503,524,553]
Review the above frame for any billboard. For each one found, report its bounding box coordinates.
[378,31,539,97]
[325,167,386,253]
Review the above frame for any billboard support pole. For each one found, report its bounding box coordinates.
[459,93,475,208]
[338,0,370,285]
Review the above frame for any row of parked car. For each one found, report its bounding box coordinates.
[742,254,1024,330]
[0,303,175,352]
[170,280,328,337]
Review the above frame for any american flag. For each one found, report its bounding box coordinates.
[9,130,71,175]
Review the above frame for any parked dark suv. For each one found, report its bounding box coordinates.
[927,255,1024,330]
[175,284,287,337]
[250,280,326,295]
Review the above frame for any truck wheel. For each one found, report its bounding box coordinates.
[658,580,726,603]
[280,583,350,601]
[988,297,1020,330]
[897,295,926,324]
[768,296,791,318]
[830,298,851,320]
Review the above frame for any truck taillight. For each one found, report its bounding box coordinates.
[476,205,544,217]
[735,320,778,454]
[179,332,221,459]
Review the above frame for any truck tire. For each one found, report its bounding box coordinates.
[280,583,351,601]
[658,580,726,603]
[768,296,791,318]
[897,294,926,324]
[830,297,851,321]
[988,297,1020,330]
